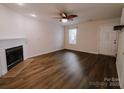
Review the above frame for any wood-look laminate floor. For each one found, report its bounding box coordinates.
[0,49,120,89]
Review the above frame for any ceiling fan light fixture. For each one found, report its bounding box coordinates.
[61,18,68,23]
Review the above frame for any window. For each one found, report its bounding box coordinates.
[68,28,77,44]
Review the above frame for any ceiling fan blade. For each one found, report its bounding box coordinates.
[67,15,78,19]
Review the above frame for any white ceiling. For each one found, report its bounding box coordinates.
[3,3,124,25]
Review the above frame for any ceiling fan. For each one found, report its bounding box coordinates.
[54,12,78,23]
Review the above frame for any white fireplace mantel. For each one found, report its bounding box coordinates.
[0,37,27,77]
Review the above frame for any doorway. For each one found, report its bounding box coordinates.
[99,25,118,56]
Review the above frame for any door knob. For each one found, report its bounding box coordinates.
[114,40,116,44]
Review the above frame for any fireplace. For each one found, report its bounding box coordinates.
[5,46,24,70]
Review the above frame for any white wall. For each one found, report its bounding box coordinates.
[116,8,124,89]
[64,18,120,54]
[0,5,64,58]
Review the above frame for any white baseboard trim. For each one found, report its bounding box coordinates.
[64,48,98,55]
[27,48,64,58]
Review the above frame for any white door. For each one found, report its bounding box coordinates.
[99,25,118,56]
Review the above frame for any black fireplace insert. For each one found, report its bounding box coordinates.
[5,46,24,70]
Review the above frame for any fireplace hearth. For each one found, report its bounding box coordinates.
[5,46,24,70]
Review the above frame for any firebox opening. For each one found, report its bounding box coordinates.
[5,46,24,70]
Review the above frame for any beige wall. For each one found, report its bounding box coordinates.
[64,18,120,54]
[116,8,124,89]
[0,5,64,58]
